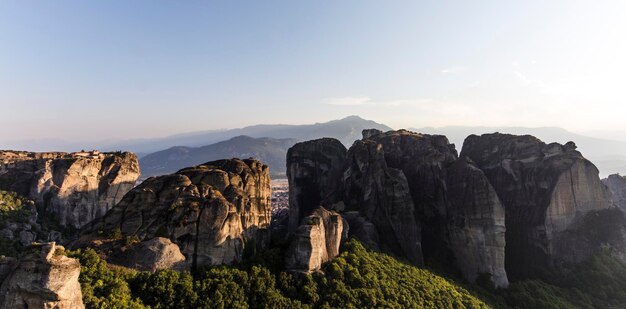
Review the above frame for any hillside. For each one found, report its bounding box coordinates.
[139,135,296,177]
[114,115,392,154]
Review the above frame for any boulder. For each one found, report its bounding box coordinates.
[113,237,186,272]
[78,159,271,270]
[0,242,84,309]
[0,151,140,229]
[285,207,344,273]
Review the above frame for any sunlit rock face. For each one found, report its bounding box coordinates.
[285,207,344,273]
[78,159,272,271]
[0,243,84,309]
[462,133,626,280]
[0,150,140,229]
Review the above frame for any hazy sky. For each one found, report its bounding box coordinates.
[2,0,626,143]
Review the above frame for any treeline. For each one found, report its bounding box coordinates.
[68,240,488,309]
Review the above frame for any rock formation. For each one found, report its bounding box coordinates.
[462,133,626,280]
[342,139,422,264]
[285,207,344,273]
[446,157,507,287]
[78,159,272,271]
[287,130,509,287]
[603,174,626,212]
[287,138,347,233]
[112,237,186,272]
[0,150,140,229]
[0,242,84,309]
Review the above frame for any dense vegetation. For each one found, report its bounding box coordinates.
[500,248,626,309]
[0,190,33,222]
[0,191,36,256]
[67,239,626,309]
[68,240,488,309]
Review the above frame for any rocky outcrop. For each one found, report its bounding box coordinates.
[0,150,140,229]
[285,207,343,273]
[446,157,508,287]
[342,139,422,264]
[78,159,271,271]
[603,174,626,212]
[287,130,509,287]
[112,237,186,272]
[0,242,84,309]
[287,139,347,233]
[462,133,625,280]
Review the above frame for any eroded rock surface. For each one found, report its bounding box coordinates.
[0,150,140,229]
[446,157,508,287]
[287,138,347,233]
[604,174,626,212]
[462,133,625,280]
[287,130,509,287]
[78,159,271,270]
[113,237,186,272]
[0,242,84,309]
[343,139,422,264]
[285,207,343,273]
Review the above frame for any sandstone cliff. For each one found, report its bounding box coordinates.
[0,242,84,309]
[462,133,626,280]
[0,150,140,229]
[285,207,344,273]
[78,159,272,271]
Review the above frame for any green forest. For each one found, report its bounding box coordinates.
[67,240,626,309]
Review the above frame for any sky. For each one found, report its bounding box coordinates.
[1,0,626,144]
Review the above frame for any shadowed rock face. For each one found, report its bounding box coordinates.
[287,138,347,233]
[78,159,271,270]
[285,207,343,273]
[287,130,509,287]
[604,174,626,213]
[361,130,458,265]
[0,243,84,309]
[462,133,624,280]
[343,139,422,264]
[0,151,140,229]
[446,157,508,287]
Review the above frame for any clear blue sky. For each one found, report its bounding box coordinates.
[1,0,625,143]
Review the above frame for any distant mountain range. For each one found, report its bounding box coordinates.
[413,126,626,177]
[139,136,296,178]
[138,116,392,178]
[113,115,392,155]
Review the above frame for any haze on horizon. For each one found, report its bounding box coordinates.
[2,0,626,146]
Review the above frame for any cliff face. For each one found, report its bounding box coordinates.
[285,207,344,273]
[286,130,509,287]
[342,139,422,264]
[461,133,624,280]
[78,159,272,271]
[446,157,507,287]
[0,243,84,309]
[603,174,626,212]
[286,139,347,233]
[0,151,140,229]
